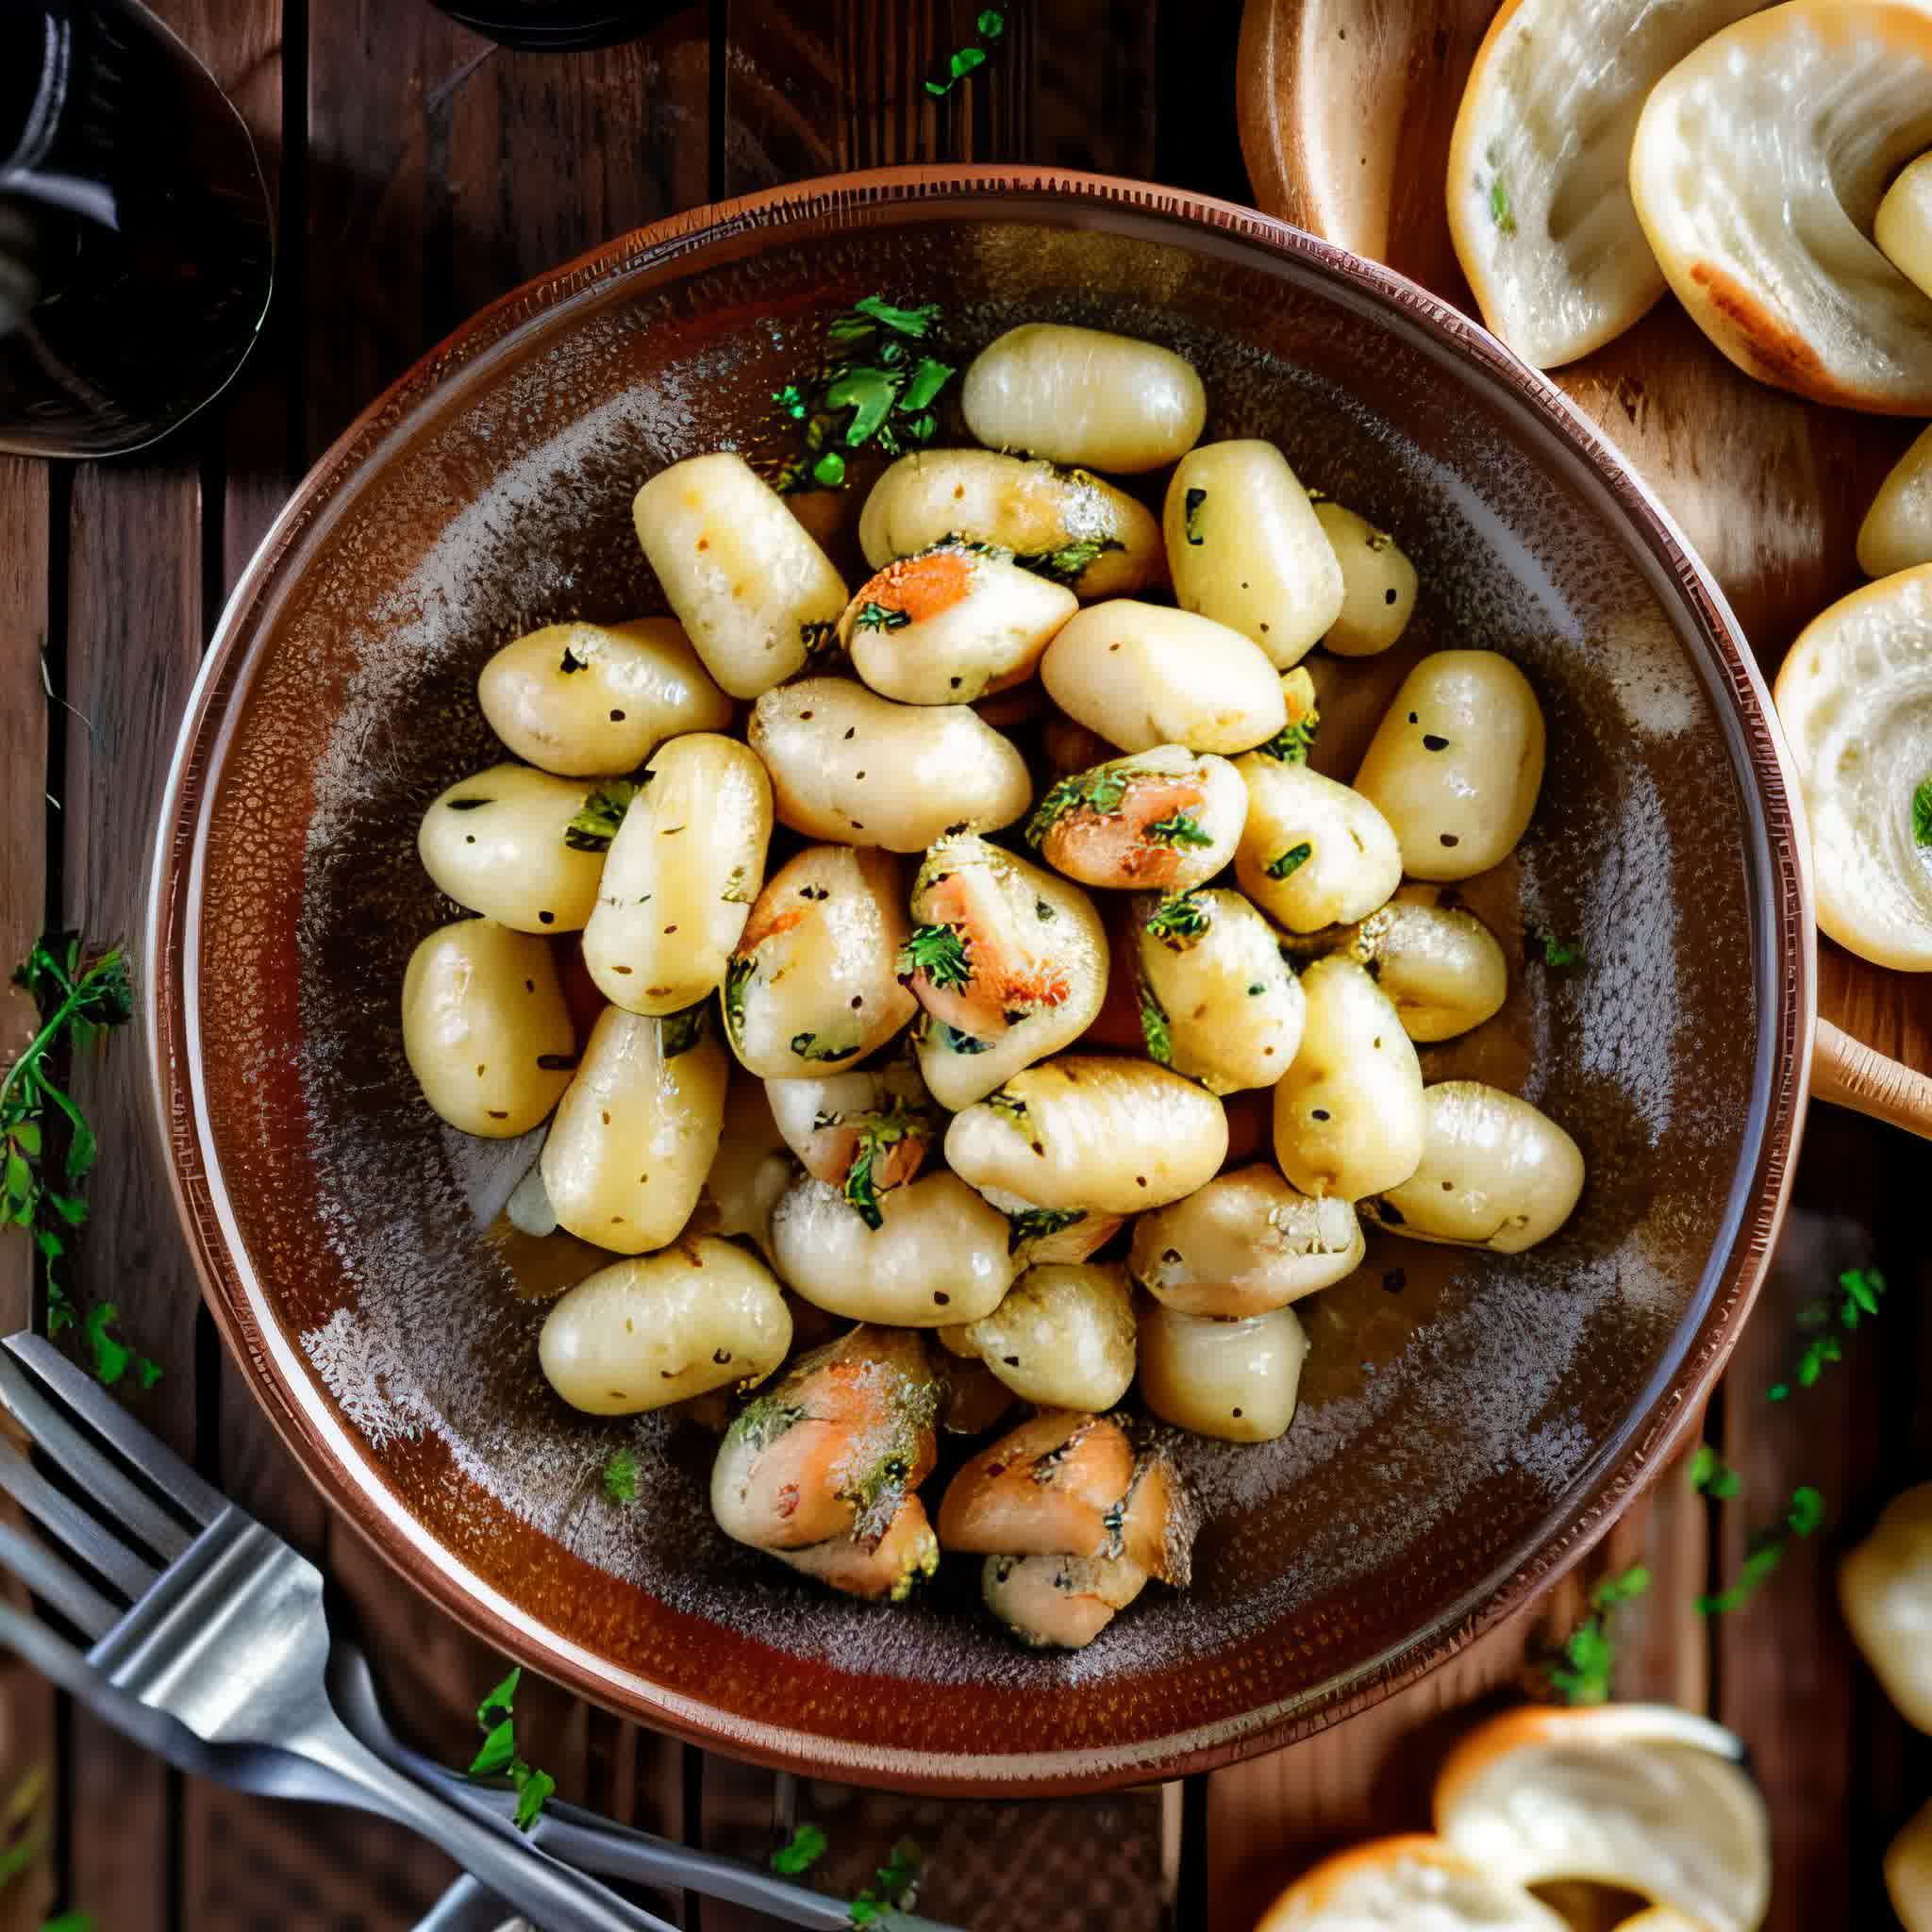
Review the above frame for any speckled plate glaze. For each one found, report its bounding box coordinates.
[146,169,1811,1794]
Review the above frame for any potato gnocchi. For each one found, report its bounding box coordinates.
[396,301,1580,1651]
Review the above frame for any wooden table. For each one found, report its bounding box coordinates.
[0,4,1925,1927]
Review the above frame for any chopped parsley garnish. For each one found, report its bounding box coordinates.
[897,923,972,991]
[841,1105,928,1230]
[1541,1564,1649,1705]
[1256,710,1321,764]
[767,297,957,490]
[720,863,754,905]
[1010,535,1124,587]
[1138,985,1173,1066]
[564,779,639,853]
[722,956,755,1042]
[601,1447,639,1504]
[1689,1442,1741,1499]
[772,1823,828,1875]
[1264,841,1313,881]
[1144,811,1214,850]
[926,42,989,93]
[1767,1265,1887,1400]
[1914,777,1932,846]
[1026,764,1130,844]
[1005,1205,1085,1255]
[1183,487,1208,545]
[1531,930,1584,969]
[4,934,159,1391]
[1488,175,1516,235]
[853,601,911,633]
[791,1032,862,1064]
[848,1840,924,1926]
[1145,892,1210,944]
[465,1668,555,1831]
[659,1003,708,1059]
[1696,1488,1825,1616]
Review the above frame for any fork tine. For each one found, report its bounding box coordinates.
[2,1335,224,1525]
[0,1439,157,1603]
[0,1518,118,1640]
[0,1354,196,1560]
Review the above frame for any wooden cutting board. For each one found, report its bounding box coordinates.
[1236,0,1932,1137]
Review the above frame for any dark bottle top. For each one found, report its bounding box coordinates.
[424,1,686,52]
[0,2,274,459]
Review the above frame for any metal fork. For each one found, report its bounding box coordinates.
[0,1331,680,1932]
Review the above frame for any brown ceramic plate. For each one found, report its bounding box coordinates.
[146,168,1809,1794]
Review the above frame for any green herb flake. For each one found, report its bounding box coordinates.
[1787,1484,1826,1538]
[722,956,755,1043]
[1011,535,1124,587]
[602,1448,639,1505]
[1139,987,1174,1067]
[1026,763,1131,845]
[985,1090,1032,1131]
[1913,776,1932,846]
[841,1104,929,1231]
[564,779,639,853]
[851,295,941,338]
[811,450,848,488]
[1145,892,1210,945]
[773,1823,829,1875]
[1533,930,1584,969]
[977,7,1006,34]
[1005,1205,1085,1255]
[659,1004,708,1059]
[39,1916,93,1932]
[1264,841,1313,881]
[1689,1442,1741,1500]
[1144,811,1214,850]
[1541,1563,1648,1704]
[896,923,973,991]
[854,601,911,633]
[1256,713,1320,763]
[929,1018,991,1056]
[465,1663,554,1832]
[1489,175,1516,235]
[1183,487,1208,545]
[900,358,954,411]
[848,1839,924,1926]
[1697,1487,1826,1616]
[791,1032,863,1064]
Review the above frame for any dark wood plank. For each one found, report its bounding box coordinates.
[1714,1109,1905,1932]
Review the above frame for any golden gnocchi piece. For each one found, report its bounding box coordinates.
[1164,441,1343,669]
[1129,1164,1363,1316]
[540,1004,726,1255]
[1233,753,1403,933]
[400,918,575,1138]
[960,323,1207,474]
[972,1185,1125,1269]
[1041,600,1289,755]
[838,541,1075,704]
[1273,957,1424,1201]
[900,832,1109,1110]
[748,676,1031,853]
[763,1060,939,1225]
[417,763,608,934]
[957,1262,1137,1412]
[632,452,848,699]
[1298,886,1509,1043]
[538,1238,792,1416]
[1878,152,1932,303]
[980,1550,1149,1651]
[1310,498,1418,657]
[694,1074,791,1257]
[767,1170,1018,1326]
[1858,423,1932,577]
[1256,1836,1569,1932]
[858,447,1164,599]
[581,732,773,1015]
[1357,1081,1584,1254]
[1839,1481,1932,1735]
[774,1495,941,1604]
[476,618,732,776]
[1353,650,1545,881]
[944,1055,1228,1214]
[1138,1299,1309,1443]
[1889,1796,1932,1932]
[1025,745,1246,893]
[723,845,915,1079]
[1132,887,1306,1095]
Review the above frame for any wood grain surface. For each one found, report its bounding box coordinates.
[1236,0,1932,1141]
[0,1,1923,1926]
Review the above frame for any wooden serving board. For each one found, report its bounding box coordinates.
[1236,0,1932,1136]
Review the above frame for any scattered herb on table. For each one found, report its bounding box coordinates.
[3,934,159,1391]
[564,779,639,853]
[1767,1266,1886,1401]
[466,1667,556,1831]
[772,1822,828,1875]
[601,1448,638,1505]
[848,1839,924,1926]
[1541,1563,1650,1705]
[1530,930,1584,969]
[1689,1441,1741,1500]
[897,923,973,992]
[764,296,957,492]
[1696,1486,1825,1616]
[1913,775,1932,846]
[927,8,1005,94]
[39,1916,92,1932]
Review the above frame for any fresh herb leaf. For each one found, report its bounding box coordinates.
[1697,1487,1826,1616]
[1264,841,1313,881]
[1004,1205,1084,1255]
[850,295,940,338]
[841,1104,928,1231]
[1838,1264,1887,1325]
[723,957,755,1043]
[896,924,972,991]
[1010,536,1123,587]
[1913,777,1932,846]
[1145,892,1210,945]
[1025,764,1130,845]
[924,44,988,92]
[659,1004,708,1059]
[927,1018,990,1056]
[773,1823,829,1875]
[811,450,847,488]
[38,1916,92,1932]
[1541,1562,1648,1704]
[977,8,1006,34]
[602,1448,639,1505]
[1256,711,1320,763]
[848,1840,924,1925]
[791,1033,862,1064]
[1787,1484,1826,1537]
[469,1718,518,1778]
[476,1668,521,1727]
[824,366,899,444]
[1768,1265,1887,1398]
[512,1765,557,1832]
[854,601,911,633]
[1183,487,1208,545]
[1143,812,1214,850]
[465,1664,554,1833]
[564,779,639,853]
[1591,1564,1651,1609]
[1488,175,1516,234]
[1689,1442,1741,1499]
[1139,986,1173,1066]
[1532,930,1584,969]
[985,1090,1031,1130]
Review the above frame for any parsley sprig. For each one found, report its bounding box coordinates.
[927,9,1005,94]
[1688,1442,1740,1499]
[466,1668,556,1832]
[1025,765,1129,844]
[1143,812,1214,850]
[772,1822,827,1875]
[841,1103,930,1230]
[1696,1487,1825,1616]
[4,936,159,1391]
[564,779,639,854]
[848,1839,924,1926]
[1541,1563,1649,1705]
[896,924,972,992]
[1767,1266,1886,1400]
[1912,776,1931,846]
[1145,892,1210,945]
[601,1447,638,1504]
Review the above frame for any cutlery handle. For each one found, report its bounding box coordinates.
[300,1720,676,1932]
